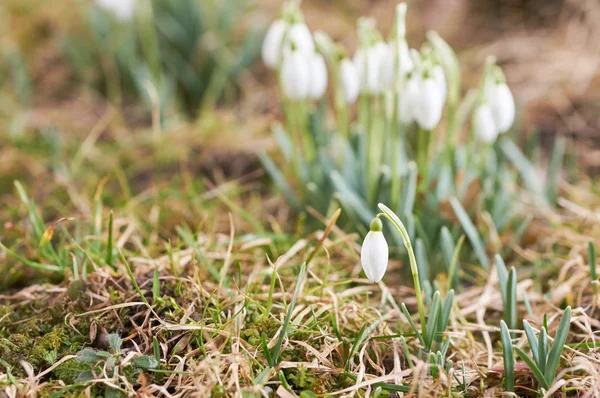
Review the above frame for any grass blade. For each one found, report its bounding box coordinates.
[271,261,307,365]
[425,291,441,350]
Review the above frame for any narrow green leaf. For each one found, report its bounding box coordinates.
[523,321,539,361]
[402,162,417,215]
[515,346,549,389]
[544,306,571,385]
[415,239,430,286]
[440,226,455,270]
[500,321,514,393]
[258,152,301,210]
[495,254,508,305]
[589,241,597,281]
[438,290,454,343]
[449,197,489,269]
[500,139,544,197]
[447,236,465,291]
[425,291,441,350]
[401,303,425,347]
[538,327,547,375]
[506,267,517,330]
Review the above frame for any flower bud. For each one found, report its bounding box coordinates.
[340,58,360,104]
[287,23,315,54]
[96,0,136,21]
[308,53,328,99]
[280,49,310,100]
[473,103,498,144]
[415,77,444,130]
[262,19,288,69]
[487,83,515,133]
[360,218,389,283]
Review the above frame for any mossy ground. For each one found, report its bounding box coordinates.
[2,1,600,396]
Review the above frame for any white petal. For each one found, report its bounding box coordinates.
[280,50,310,100]
[490,83,515,133]
[474,103,498,144]
[415,78,444,130]
[397,40,414,77]
[262,19,287,69]
[287,23,315,54]
[433,65,447,103]
[398,77,419,124]
[308,53,328,99]
[367,43,388,94]
[360,231,389,282]
[340,58,360,104]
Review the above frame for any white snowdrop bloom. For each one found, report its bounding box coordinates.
[96,0,136,21]
[487,83,515,133]
[368,42,389,94]
[308,53,328,99]
[287,23,315,54]
[280,49,310,100]
[262,19,288,69]
[339,58,360,104]
[360,218,389,283]
[473,103,499,144]
[432,65,447,103]
[397,75,420,124]
[415,77,444,130]
[354,43,388,95]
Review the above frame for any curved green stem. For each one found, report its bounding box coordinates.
[376,203,427,339]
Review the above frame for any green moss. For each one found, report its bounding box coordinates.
[286,365,317,390]
[53,359,94,384]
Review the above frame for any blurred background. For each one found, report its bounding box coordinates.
[0,0,598,190]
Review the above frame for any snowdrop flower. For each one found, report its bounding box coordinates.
[354,42,388,95]
[432,65,447,103]
[415,76,444,130]
[473,103,498,143]
[397,75,419,124]
[287,23,315,54]
[308,53,328,99]
[280,49,310,100]
[361,218,389,283]
[339,58,360,104]
[96,0,136,21]
[487,82,515,133]
[262,19,288,69]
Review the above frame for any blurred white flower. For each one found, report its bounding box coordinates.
[382,40,413,87]
[308,53,328,99]
[280,49,310,100]
[354,42,388,95]
[432,65,447,103]
[361,219,389,283]
[262,19,288,69]
[96,0,136,21]
[487,83,515,133]
[397,75,419,124]
[339,58,360,104]
[287,23,315,54]
[473,103,498,143]
[415,77,444,130]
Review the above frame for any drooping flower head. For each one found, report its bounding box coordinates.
[360,218,389,283]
